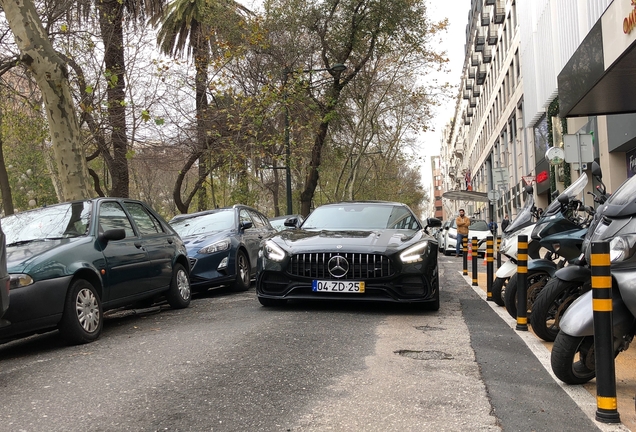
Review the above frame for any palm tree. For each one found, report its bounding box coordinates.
[153,0,251,212]
[96,0,167,198]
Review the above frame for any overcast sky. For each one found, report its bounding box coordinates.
[419,0,472,167]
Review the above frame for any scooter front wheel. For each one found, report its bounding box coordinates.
[490,276,508,307]
[551,332,596,385]
[530,277,585,342]
[504,270,551,319]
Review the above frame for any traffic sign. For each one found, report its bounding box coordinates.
[522,175,535,186]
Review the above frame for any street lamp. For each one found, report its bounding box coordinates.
[283,63,347,215]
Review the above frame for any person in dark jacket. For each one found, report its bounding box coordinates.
[501,213,510,232]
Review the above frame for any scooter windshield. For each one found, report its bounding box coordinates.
[543,173,588,217]
[504,193,535,234]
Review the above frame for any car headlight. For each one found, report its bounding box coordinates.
[264,240,286,261]
[400,241,429,263]
[9,274,34,290]
[609,235,636,262]
[198,239,230,254]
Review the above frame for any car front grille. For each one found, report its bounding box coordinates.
[288,252,393,279]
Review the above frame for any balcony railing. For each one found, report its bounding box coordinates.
[494,2,505,24]
[488,25,498,45]
[468,67,476,79]
[482,48,492,63]
[469,97,477,108]
[463,90,471,100]
[472,86,481,97]
[481,12,490,26]
[471,53,480,66]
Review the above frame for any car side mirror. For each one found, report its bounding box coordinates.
[240,221,253,230]
[426,217,442,228]
[284,217,298,227]
[99,228,126,243]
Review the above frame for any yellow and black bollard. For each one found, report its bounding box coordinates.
[472,236,478,286]
[486,236,494,301]
[462,236,468,276]
[591,241,620,423]
[496,236,502,268]
[516,234,528,331]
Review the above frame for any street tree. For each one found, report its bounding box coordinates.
[153,0,252,213]
[0,0,92,201]
[262,0,448,216]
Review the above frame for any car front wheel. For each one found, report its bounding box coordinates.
[59,279,103,345]
[231,250,251,291]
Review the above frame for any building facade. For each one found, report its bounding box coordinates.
[439,0,636,223]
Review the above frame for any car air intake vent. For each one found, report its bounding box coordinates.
[188,257,197,270]
[289,253,393,279]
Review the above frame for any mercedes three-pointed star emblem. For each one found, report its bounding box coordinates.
[327,255,349,278]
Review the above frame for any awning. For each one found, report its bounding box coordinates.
[558,3,636,117]
[442,190,490,202]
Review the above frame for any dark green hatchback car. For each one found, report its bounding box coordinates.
[0,198,191,345]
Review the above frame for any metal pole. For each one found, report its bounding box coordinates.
[472,237,478,286]
[462,236,468,276]
[516,234,528,331]
[486,235,494,301]
[591,241,620,423]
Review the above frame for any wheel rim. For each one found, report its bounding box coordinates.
[176,269,191,300]
[76,288,100,333]
[238,254,249,285]
[526,273,550,311]
[548,288,581,332]
[573,336,596,379]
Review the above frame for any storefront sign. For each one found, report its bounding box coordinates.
[624,0,636,34]
[626,147,636,178]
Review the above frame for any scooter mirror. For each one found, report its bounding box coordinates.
[551,190,560,199]
[591,161,602,179]
[524,185,534,194]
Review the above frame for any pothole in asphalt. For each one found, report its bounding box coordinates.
[415,325,445,332]
[394,349,454,360]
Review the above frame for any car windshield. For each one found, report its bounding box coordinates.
[170,209,235,236]
[2,202,92,245]
[470,220,490,231]
[302,203,421,230]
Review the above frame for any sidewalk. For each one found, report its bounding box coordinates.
[465,264,635,431]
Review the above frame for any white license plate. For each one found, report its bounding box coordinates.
[312,280,365,293]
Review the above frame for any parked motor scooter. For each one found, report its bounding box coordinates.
[490,187,540,306]
[504,173,593,319]
[550,168,636,385]
[529,163,609,342]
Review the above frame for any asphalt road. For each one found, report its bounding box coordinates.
[0,258,630,431]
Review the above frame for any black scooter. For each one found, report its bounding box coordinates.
[550,166,636,385]
[529,163,608,342]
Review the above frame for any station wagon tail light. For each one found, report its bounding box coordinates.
[9,274,33,290]
[400,242,429,263]
[198,239,230,254]
[264,240,286,261]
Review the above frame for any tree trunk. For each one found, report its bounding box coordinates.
[0,109,14,215]
[1,0,91,201]
[98,0,130,198]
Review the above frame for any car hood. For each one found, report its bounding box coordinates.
[7,238,87,273]
[271,229,426,254]
[180,230,233,252]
